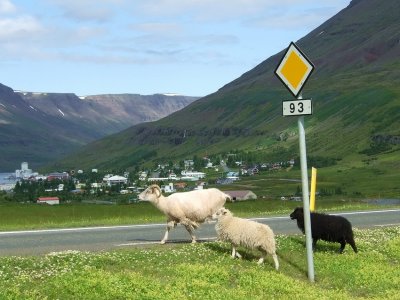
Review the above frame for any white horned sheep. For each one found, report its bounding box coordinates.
[138,184,231,244]
[212,207,279,270]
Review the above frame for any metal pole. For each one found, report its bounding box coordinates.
[298,113,315,282]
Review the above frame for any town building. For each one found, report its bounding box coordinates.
[224,190,257,201]
[37,197,60,205]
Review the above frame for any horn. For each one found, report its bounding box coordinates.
[152,185,162,197]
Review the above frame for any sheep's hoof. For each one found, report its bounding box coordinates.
[257,258,264,265]
[191,239,197,244]
[160,240,166,245]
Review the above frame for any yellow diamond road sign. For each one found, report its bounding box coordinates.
[275,42,314,98]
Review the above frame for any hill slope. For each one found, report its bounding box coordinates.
[0,86,197,171]
[51,0,400,172]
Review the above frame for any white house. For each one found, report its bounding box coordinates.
[168,173,179,180]
[226,172,240,181]
[161,183,176,193]
[139,171,148,181]
[180,170,206,179]
[15,162,36,179]
[147,177,169,182]
[105,175,127,186]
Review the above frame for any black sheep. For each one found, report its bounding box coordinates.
[290,207,358,253]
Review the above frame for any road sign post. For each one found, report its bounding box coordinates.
[275,42,315,282]
[297,102,315,283]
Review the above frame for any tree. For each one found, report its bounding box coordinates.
[192,155,203,170]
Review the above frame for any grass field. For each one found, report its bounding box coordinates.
[0,225,399,299]
[1,189,399,299]
[0,197,398,231]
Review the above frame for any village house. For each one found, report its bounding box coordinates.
[104,175,128,186]
[161,183,176,193]
[174,182,187,190]
[226,172,240,181]
[139,171,148,181]
[180,170,206,179]
[47,172,69,181]
[224,190,257,202]
[37,197,60,205]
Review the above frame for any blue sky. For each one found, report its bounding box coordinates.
[0,0,349,97]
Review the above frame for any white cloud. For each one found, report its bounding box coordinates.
[135,0,348,22]
[131,22,183,35]
[46,0,125,22]
[246,7,339,30]
[1,0,351,95]
[0,16,43,39]
[0,0,16,14]
[137,0,269,21]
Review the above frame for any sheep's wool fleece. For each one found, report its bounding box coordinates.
[159,189,227,222]
[216,216,276,254]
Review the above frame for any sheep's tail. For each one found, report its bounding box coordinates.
[346,234,358,253]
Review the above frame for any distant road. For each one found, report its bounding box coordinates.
[0,209,399,256]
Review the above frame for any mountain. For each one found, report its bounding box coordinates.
[18,92,198,136]
[46,0,400,173]
[0,86,198,171]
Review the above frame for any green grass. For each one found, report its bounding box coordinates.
[0,202,162,231]
[0,226,399,299]
[1,198,398,231]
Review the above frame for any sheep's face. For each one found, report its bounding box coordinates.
[212,207,231,220]
[138,185,161,203]
[290,207,304,220]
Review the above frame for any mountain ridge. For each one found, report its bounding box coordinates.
[50,0,400,172]
[0,85,198,171]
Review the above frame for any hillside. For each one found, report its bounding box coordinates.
[49,0,400,178]
[0,87,197,171]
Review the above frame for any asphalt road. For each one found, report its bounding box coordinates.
[1,209,399,256]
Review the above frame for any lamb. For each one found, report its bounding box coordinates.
[138,184,231,244]
[212,207,279,270]
[290,207,358,253]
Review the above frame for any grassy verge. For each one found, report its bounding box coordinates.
[0,226,399,299]
[1,199,398,231]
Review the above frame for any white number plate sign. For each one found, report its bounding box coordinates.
[282,99,312,116]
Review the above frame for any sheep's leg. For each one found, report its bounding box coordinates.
[180,218,197,243]
[231,246,236,258]
[231,245,242,259]
[272,253,279,270]
[190,220,200,229]
[161,221,175,244]
[339,240,346,254]
[312,238,318,251]
[183,224,197,243]
[257,257,264,265]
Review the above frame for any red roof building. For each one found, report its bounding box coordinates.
[37,197,60,205]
